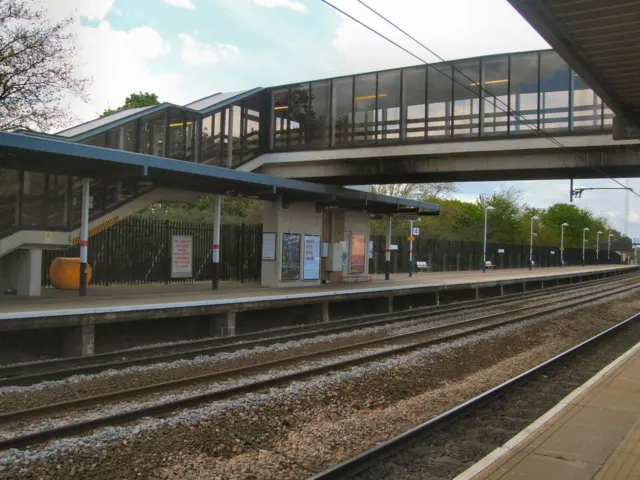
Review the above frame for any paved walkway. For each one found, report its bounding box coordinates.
[455,338,640,480]
[0,265,631,319]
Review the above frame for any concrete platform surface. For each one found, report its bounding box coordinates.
[0,265,631,320]
[455,336,640,480]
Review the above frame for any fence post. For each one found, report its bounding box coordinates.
[165,219,170,284]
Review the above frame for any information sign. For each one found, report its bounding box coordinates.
[171,235,193,278]
[281,233,301,280]
[303,235,321,280]
[262,232,276,260]
[412,227,420,236]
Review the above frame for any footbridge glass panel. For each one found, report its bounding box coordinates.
[269,49,610,152]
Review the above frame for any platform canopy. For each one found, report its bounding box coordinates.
[509,0,640,131]
[0,131,439,217]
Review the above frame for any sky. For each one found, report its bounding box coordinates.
[34,0,640,239]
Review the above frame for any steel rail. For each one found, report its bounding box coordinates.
[308,311,640,479]
[0,279,637,451]
[0,272,633,387]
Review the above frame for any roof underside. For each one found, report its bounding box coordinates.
[0,132,439,217]
[508,0,640,123]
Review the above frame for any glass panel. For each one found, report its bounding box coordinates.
[509,52,539,134]
[453,59,480,136]
[21,171,46,228]
[82,134,106,147]
[272,88,289,150]
[152,113,166,157]
[168,110,185,159]
[281,233,301,280]
[427,65,452,137]
[308,80,331,148]
[0,169,19,235]
[213,111,223,164]
[107,128,119,149]
[230,105,242,164]
[185,113,198,161]
[139,117,153,154]
[332,76,353,146]
[377,69,401,143]
[241,94,261,163]
[402,66,426,139]
[481,56,509,135]
[290,84,310,148]
[46,174,68,229]
[201,115,215,163]
[122,121,136,152]
[572,72,602,131]
[353,73,377,144]
[540,50,570,132]
[603,104,613,127]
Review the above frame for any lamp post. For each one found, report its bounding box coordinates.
[608,233,614,261]
[483,206,495,273]
[596,231,603,264]
[561,223,568,268]
[529,215,540,270]
[582,227,590,266]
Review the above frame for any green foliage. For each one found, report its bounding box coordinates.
[101,92,160,117]
[135,196,262,225]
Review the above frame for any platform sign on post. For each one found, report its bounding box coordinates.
[412,227,420,236]
[303,235,321,280]
[171,235,193,278]
[498,248,505,254]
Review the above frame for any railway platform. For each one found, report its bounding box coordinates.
[456,336,640,480]
[0,265,635,361]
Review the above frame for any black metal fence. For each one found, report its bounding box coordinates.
[42,221,623,287]
[368,236,623,274]
[42,219,262,286]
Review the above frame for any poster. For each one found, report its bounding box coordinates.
[303,235,321,280]
[262,232,276,260]
[350,234,366,274]
[281,233,301,280]
[171,235,193,278]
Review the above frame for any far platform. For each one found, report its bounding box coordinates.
[0,265,634,329]
[455,336,640,480]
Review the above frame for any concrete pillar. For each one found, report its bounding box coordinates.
[435,291,440,305]
[211,311,236,337]
[388,296,394,313]
[475,288,480,300]
[522,282,527,292]
[62,324,95,357]
[212,195,222,290]
[385,216,392,280]
[500,285,504,296]
[0,248,42,296]
[319,301,330,322]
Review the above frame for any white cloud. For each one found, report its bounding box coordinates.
[35,0,116,22]
[249,0,306,12]
[328,0,549,73]
[178,34,239,67]
[163,0,196,10]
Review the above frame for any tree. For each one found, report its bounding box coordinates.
[102,91,160,117]
[372,183,457,201]
[0,0,88,131]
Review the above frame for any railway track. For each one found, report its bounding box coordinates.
[0,272,635,387]
[0,276,637,452]
[309,308,640,480]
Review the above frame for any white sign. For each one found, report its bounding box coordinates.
[303,235,321,280]
[262,232,276,260]
[369,240,374,259]
[412,227,420,236]
[389,244,399,251]
[171,235,193,278]
[550,250,556,254]
[498,248,505,254]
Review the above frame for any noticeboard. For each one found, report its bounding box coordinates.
[303,235,321,280]
[281,233,301,281]
[262,232,276,260]
[171,235,193,278]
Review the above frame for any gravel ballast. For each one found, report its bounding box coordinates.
[0,291,638,480]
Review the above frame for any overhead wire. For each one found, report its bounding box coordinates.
[320,0,640,201]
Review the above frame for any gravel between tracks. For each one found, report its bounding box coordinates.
[0,279,626,414]
[1,290,638,479]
